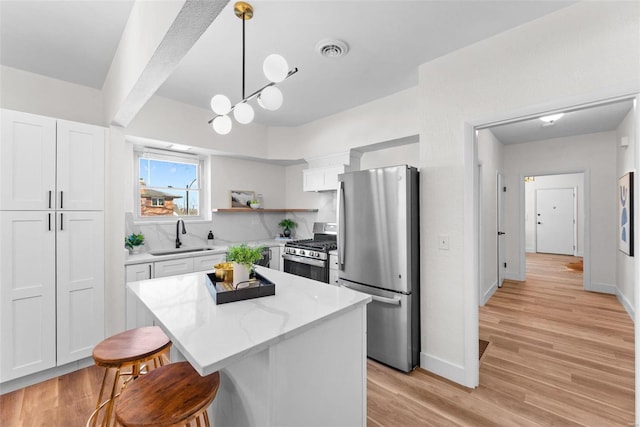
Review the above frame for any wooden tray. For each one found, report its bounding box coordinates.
[205,271,275,304]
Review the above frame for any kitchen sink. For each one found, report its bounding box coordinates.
[149,247,217,256]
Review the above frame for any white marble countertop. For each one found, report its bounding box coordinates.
[125,239,288,265]
[126,266,371,376]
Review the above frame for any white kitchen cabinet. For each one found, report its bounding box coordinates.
[0,109,105,383]
[55,120,105,210]
[154,258,195,278]
[193,253,226,272]
[269,246,281,271]
[329,253,339,286]
[56,211,104,365]
[0,211,57,381]
[126,263,154,282]
[0,109,104,211]
[303,165,345,192]
[0,211,104,380]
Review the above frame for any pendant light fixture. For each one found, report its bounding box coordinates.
[209,2,298,135]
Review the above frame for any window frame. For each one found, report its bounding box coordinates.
[133,148,208,223]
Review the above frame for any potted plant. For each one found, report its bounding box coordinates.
[278,218,297,238]
[125,232,145,254]
[226,243,264,285]
[249,199,261,209]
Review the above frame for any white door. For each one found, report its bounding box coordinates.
[56,211,104,365]
[0,110,56,210]
[56,120,105,211]
[536,188,576,255]
[497,173,506,287]
[0,211,56,381]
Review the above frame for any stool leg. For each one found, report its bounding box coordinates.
[104,366,121,427]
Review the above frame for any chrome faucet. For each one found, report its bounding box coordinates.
[176,219,187,248]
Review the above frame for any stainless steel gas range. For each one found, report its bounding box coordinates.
[283,222,337,283]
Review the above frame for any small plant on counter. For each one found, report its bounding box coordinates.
[278,218,296,237]
[226,243,264,271]
[124,232,145,250]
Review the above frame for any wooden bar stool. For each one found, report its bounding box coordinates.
[115,361,221,427]
[88,326,172,427]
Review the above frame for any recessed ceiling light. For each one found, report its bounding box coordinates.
[539,113,564,123]
[316,39,349,58]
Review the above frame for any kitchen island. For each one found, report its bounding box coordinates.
[127,266,371,427]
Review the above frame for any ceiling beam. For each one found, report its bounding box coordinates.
[103,0,228,128]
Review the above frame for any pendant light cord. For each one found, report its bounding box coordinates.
[242,11,246,100]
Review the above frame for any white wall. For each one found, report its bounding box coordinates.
[477,129,504,304]
[360,143,419,170]
[524,173,584,256]
[504,133,617,289]
[267,87,420,160]
[418,1,639,386]
[0,65,104,126]
[616,107,637,316]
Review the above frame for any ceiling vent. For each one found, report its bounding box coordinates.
[316,39,349,58]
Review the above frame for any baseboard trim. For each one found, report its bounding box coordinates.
[616,288,635,322]
[0,357,93,395]
[586,281,616,295]
[482,281,498,305]
[420,352,467,386]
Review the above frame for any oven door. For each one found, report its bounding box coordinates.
[283,254,329,283]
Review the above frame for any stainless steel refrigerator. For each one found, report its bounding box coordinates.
[337,165,420,372]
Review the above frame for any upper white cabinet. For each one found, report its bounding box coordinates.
[56,120,105,210]
[0,111,56,210]
[0,109,105,211]
[303,165,345,192]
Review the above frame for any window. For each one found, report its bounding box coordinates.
[135,149,204,220]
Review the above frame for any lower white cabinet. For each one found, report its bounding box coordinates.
[154,258,194,278]
[269,246,281,271]
[0,211,104,381]
[329,253,339,286]
[193,253,226,272]
[125,263,153,282]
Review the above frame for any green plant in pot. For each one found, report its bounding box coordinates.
[125,233,145,253]
[278,218,297,238]
[226,243,264,285]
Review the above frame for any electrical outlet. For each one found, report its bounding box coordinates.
[438,234,449,250]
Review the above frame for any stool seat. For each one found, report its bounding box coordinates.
[116,362,221,427]
[93,326,171,367]
[88,326,172,427]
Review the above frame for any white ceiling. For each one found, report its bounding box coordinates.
[1,0,579,130]
[489,99,634,145]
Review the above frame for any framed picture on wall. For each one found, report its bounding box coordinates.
[230,190,255,208]
[618,172,634,256]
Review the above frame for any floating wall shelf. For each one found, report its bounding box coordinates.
[212,208,318,213]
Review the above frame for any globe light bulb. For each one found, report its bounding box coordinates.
[210,94,231,115]
[212,115,232,135]
[263,54,289,83]
[257,86,283,111]
[233,102,255,124]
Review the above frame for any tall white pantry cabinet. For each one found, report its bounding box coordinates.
[0,109,105,382]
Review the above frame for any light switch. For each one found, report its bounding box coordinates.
[438,234,449,250]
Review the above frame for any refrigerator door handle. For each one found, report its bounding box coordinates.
[341,284,401,306]
[338,180,345,269]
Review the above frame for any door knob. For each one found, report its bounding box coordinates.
[498,231,506,235]
[537,222,542,224]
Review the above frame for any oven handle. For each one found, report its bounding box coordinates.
[282,253,326,268]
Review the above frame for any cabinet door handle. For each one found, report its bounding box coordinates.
[48,213,51,231]
[60,213,63,231]
[148,264,152,277]
[60,191,64,209]
[48,191,52,209]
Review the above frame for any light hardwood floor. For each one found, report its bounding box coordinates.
[1,253,634,426]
